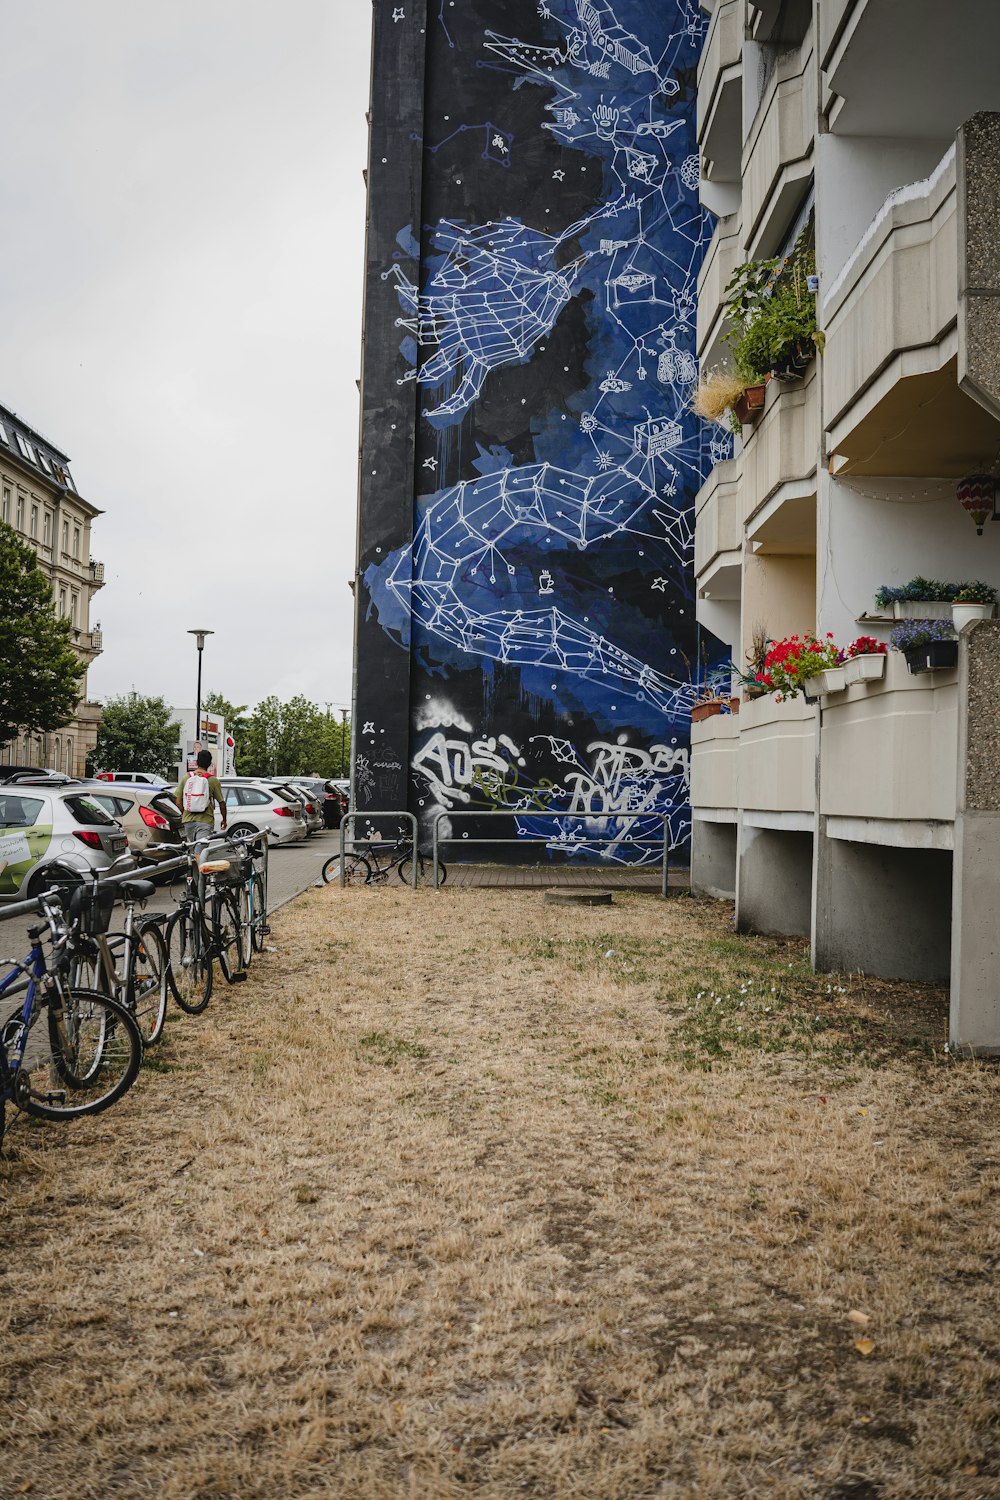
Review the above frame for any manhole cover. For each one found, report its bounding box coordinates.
[543,889,613,907]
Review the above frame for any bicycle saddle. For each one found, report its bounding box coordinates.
[117,878,157,902]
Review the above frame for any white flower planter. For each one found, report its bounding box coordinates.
[844,654,886,685]
[952,602,995,632]
[801,675,823,701]
[892,600,952,620]
[818,667,847,694]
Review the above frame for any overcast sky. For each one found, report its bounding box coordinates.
[0,0,372,717]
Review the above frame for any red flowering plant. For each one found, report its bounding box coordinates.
[845,635,887,658]
[757,632,842,701]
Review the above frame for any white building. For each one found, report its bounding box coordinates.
[692,1,1000,1050]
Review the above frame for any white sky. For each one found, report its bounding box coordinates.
[0,0,373,716]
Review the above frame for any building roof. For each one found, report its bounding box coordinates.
[0,400,99,515]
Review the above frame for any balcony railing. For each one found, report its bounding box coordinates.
[89,558,105,588]
[694,457,741,591]
[737,693,817,816]
[741,35,816,254]
[696,214,739,363]
[697,0,742,186]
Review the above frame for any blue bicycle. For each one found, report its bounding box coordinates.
[0,887,143,1153]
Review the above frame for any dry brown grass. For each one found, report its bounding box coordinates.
[2,886,999,1500]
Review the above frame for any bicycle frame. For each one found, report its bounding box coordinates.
[0,937,49,1076]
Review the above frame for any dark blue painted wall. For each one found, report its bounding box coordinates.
[355,0,726,864]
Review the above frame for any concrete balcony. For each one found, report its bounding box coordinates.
[741,35,815,255]
[824,146,960,468]
[819,652,957,836]
[697,0,742,188]
[737,692,816,818]
[741,366,819,532]
[89,558,105,589]
[691,711,740,815]
[696,214,739,364]
[694,457,741,597]
[73,626,103,657]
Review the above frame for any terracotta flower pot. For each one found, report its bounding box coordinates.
[732,383,767,425]
[691,697,740,722]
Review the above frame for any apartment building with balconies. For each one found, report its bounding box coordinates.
[692,1,1000,1051]
[0,403,103,776]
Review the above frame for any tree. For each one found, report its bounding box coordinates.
[202,689,249,742]
[0,520,86,749]
[239,696,282,776]
[92,693,181,777]
[237,696,350,778]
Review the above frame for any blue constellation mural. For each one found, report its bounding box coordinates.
[359,0,726,863]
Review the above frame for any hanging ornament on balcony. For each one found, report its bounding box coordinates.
[957,474,995,536]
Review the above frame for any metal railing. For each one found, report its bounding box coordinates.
[431,809,672,897]
[337,811,419,889]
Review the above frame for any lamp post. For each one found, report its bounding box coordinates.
[188,629,214,760]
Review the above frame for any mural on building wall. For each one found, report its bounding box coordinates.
[360,0,726,861]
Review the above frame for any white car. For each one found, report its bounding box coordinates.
[218,779,307,845]
[96,771,169,786]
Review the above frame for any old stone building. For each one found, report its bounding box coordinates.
[0,402,103,775]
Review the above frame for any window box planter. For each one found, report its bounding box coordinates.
[844,654,886,685]
[691,697,740,723]
[892,600,952,620]
[772,340,812,383]
[903,641,959,674]
[733,382,767,425]
[802,675,824,701]
[818,666,847,693]
[952,602,994,631]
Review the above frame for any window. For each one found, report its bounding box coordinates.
[15,496,23,529]
[70,592,78,625]
[58,587,66,617]
[224,787,241,808]
[62,519,69,552]
[15,433,34,462]
[64,795,116,827]
[0,422,9,446]
[64,739,74,773]
[240,788,271,806]
[36,450,51,475]
[1,487,8,522]
[53,738,61,772]
[72,526,80,559]
[30,505,38,539]
[43,510,50,545]
[0,794,45,828]
[91,793,133,819]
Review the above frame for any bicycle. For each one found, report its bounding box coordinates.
[0,889,143,1142]
[66,866,169,1047]
[322,834,447,886]
[163,834,246,1014]
[227,828,269,965]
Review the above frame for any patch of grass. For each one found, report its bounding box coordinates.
[356,1030,429,1067]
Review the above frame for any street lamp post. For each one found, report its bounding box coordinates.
[188,629,214,761]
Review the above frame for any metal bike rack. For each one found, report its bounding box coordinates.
[338,811,419,889]
[430,808,672,898]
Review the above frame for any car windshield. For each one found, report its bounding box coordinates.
[0,794,45,828]
[63,794,118,827]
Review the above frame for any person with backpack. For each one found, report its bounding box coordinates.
[175,748,227,844]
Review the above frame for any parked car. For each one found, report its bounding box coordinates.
[218,779,308,845]
[284,776,343,829]
[0,787,132,900]
[275,779,326,834]
[87,785,183,856]
[95,771,169,786]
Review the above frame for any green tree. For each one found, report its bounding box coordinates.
[93,692,181,778]
[202,689,249,742]
[239,695,282,776]
[0,520,86,749]
[237,697,350,777]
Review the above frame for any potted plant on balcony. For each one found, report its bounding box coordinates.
[874,577,957,620]
[952,580,997,631]
[843,635,887,684]
[890,618,958,674]
[757,632,841,702]
[691,369,749,436]
[720,220,825,411]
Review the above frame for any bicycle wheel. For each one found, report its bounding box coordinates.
[26,989,142,1119]
[127,922,169,1047]
[165,907,213,1014]
[322,853,372,886]
[212,889,245,983]
[249,874,268,954]
[234,881,252,970]
[397,853,447,886]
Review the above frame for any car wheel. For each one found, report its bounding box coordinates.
[26,862,85,901]
[227,823,257,840]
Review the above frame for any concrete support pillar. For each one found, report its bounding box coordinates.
[812,820,952,980]
[736,819,813,937]
[691,818,737,899]
[950,621,1000,1052]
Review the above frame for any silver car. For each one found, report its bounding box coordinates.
[218,779,307,845]
[0,787,132,900]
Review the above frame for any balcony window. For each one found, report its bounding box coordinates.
[73,527,80,559]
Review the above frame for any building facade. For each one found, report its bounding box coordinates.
[0,402,103,776]
[692,0,1000,1049]
[353,0,723,869]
